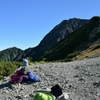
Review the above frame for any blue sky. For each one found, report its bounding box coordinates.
[0,0,100,51]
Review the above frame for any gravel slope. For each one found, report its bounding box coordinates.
[0,56,100,100]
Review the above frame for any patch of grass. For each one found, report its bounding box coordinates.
[67,51,80,58]
[0,61,22,80]
[92,44,100,51]
[32,61,46,65]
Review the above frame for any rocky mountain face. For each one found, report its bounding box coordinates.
[14,18,89,61]
[39,18,89,51]
[40,16,100,61]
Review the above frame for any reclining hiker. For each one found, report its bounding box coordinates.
[11,57,40,85]
[11,65,40,85]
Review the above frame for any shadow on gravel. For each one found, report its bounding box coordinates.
[0,81,12,89]
[21,79,40,85]
[0,79,40,90]
[21,78,40,85]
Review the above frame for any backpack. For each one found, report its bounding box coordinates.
[50,84,69,100]
[27,72,35,79]
[28,72,40,82]
[33,91,54,100]
[33,76,40,82]
[51,84,62,98]
[33,84,69,100]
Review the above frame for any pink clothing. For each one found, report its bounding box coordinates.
[11,68,28,84]
[11,74,20,84]
[17,75,28,83]
[11,74,28,84]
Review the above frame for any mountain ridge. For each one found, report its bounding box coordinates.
[14,17,89,61]
[1,16,100,62]
[40,16,100,61]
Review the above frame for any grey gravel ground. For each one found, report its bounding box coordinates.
[0,56,100,100]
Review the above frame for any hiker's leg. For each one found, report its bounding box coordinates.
[17,75,28,83]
